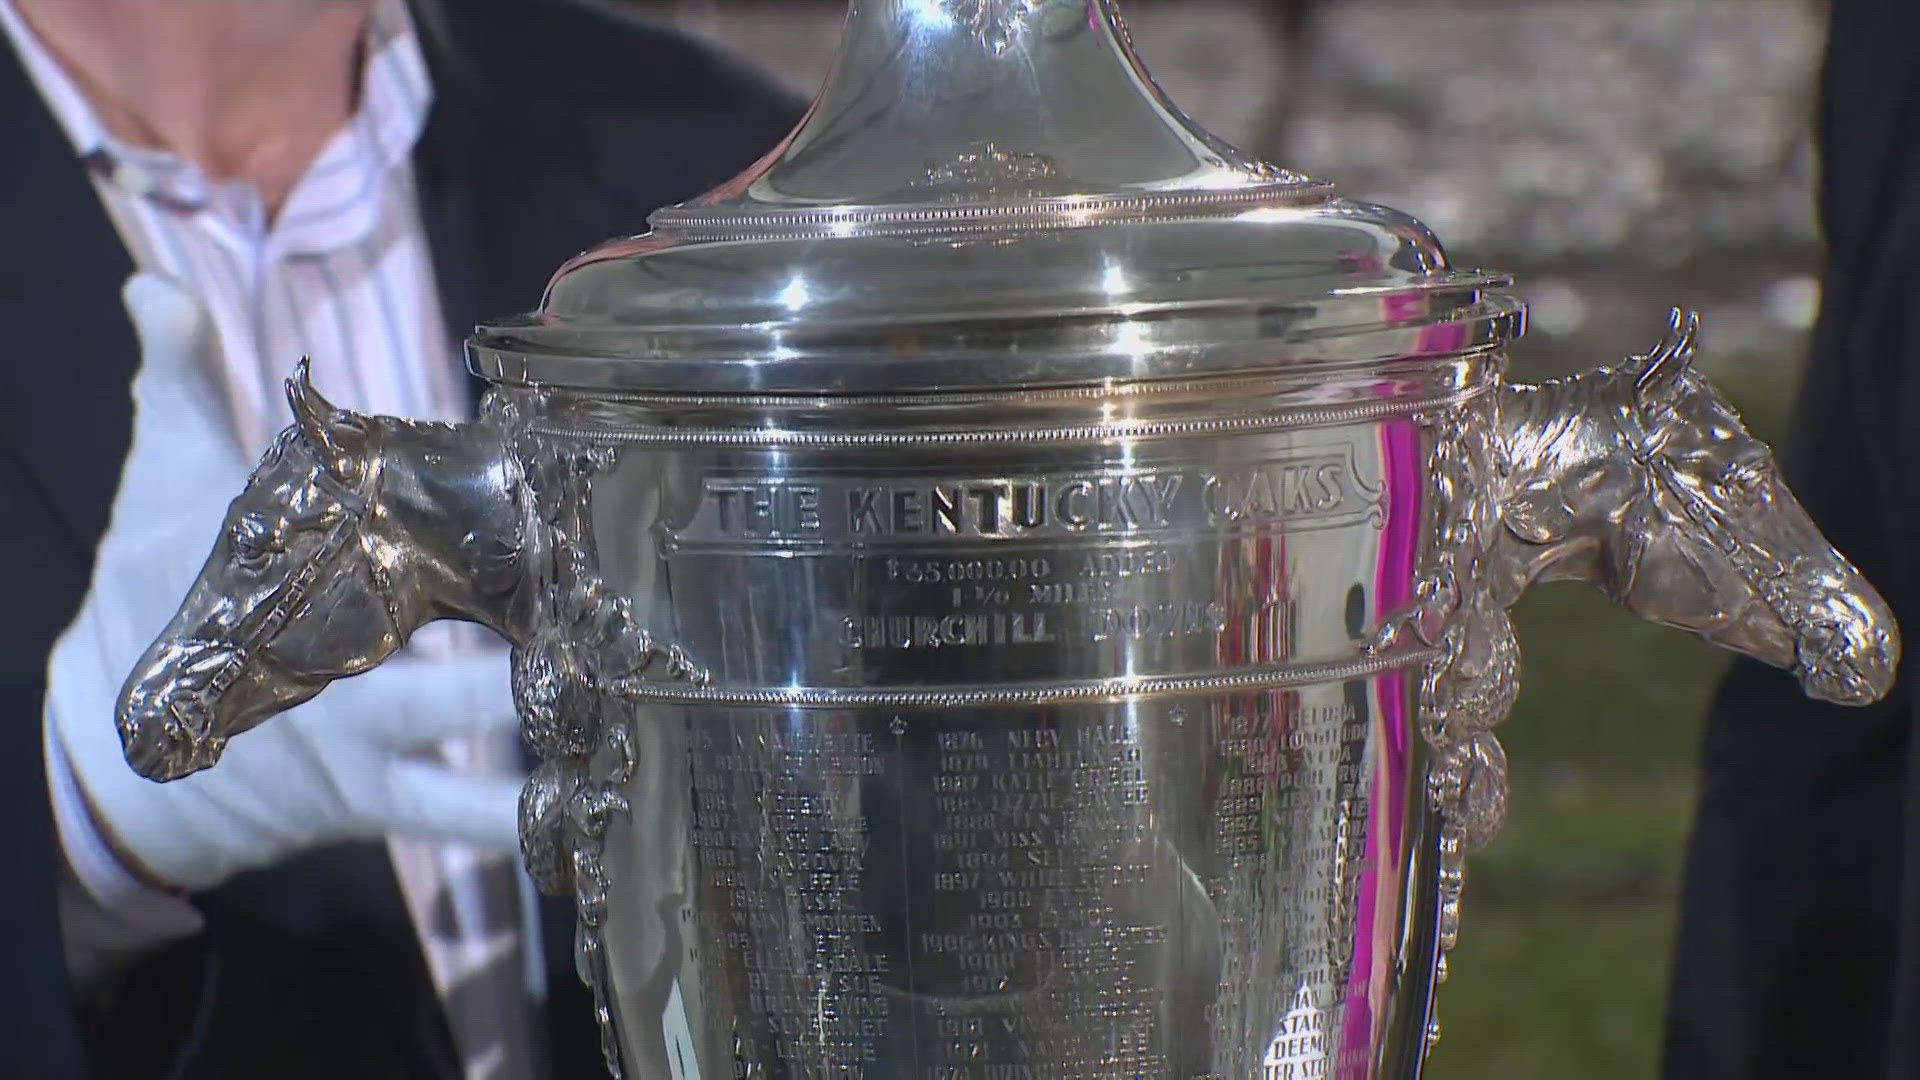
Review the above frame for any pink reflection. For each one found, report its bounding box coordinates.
[1332,397,1425,1078]
[1380,290,1425,322]
[1415,320,1470,356]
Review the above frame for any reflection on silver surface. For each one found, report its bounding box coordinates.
[118,1,1896,1076]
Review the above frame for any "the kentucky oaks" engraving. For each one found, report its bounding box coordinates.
[667,448,1386,548]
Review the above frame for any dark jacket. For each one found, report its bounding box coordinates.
[0,2,799,1075]
[1664,1,1920,1076]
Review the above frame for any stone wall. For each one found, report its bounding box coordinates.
[637,0,1829,390]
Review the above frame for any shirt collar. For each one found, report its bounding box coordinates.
[0,0,433,255]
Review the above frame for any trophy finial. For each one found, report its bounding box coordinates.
[650,0,1322,238]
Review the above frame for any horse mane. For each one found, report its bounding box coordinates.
[1499,364,1637,477]
[374,413,465,447]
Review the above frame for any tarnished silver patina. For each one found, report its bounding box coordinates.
[119,2,1897,1076]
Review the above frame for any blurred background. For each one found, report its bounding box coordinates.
[632,2,1830,1074]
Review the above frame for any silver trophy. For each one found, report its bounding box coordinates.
[117,1,1897,1076]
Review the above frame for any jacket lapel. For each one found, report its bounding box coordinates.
[0,31,142,1080]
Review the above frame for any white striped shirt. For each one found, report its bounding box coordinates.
[2,2,538,1076]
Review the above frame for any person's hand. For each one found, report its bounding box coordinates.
[59,653,523,892]
[45,272,523,894]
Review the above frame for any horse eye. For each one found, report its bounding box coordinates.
[230,514,283,569]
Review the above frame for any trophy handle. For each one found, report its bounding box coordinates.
[114,376,704,1079]
[1387,309,1900,1034]
[1452,307,1900,864]
[116,363,537,781]
[1488,307,1897,706]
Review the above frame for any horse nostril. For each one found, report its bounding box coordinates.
[1781,606,1890,706]
[118,698,200,780]
[1817,623,1898,706]
[123,727,171,779]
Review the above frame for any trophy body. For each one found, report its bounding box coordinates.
[513,373,1480,1077]
[116,2,1899,1076]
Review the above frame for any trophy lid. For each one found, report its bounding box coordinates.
[470,0,1524,394]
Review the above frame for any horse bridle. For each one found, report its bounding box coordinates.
[196,431,401,705]
[1611,378,1821,651]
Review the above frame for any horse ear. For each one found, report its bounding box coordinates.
[1634,308,1700,406]
[1503,482,1576,544]
[285,359,369,483]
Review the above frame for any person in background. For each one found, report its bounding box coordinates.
[1664,0,1920,1077]
[0,0,799,1076]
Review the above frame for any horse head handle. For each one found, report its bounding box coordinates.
[115,362,527,781]
[1490,309,1899,707]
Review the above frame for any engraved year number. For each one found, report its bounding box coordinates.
[886,556,1053,585]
